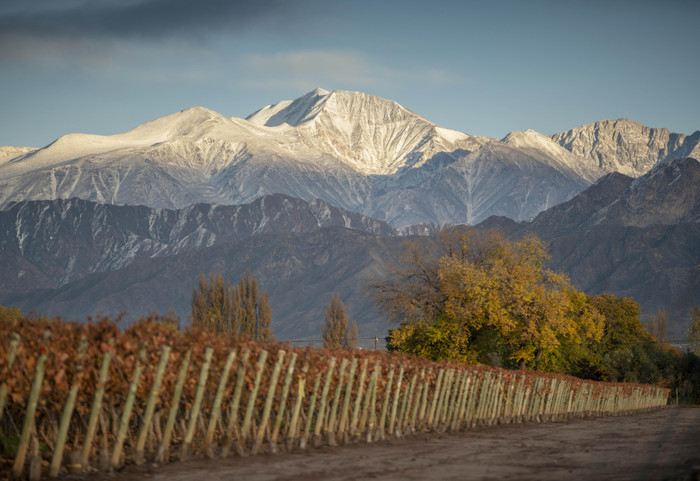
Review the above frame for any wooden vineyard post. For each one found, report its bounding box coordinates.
[0,332,20,431]
[488,374,503,425]
[222,349,249,457]
[285,362,307,451]
[252,350,286,455]
[271,352,298,453]
[410,370,426,431]
[400,372,417,434]
[476,373,492,424]
[438,369,455,427]
[478,372,493,424]
[503,376,515,423]
[388,366,404,436]
[135,345,171,465]
[338,358,358,443]
[445,370,463,428]
[301,371,322,449]
[438,369,455,428]
[12,331,50,479]
[543,379,556,421]
[417,370,431,430]
[368,369,378,441]
[426,368,444,429]
[455,372,472,430]
[240,349,269,452]
[49,335,88,477]
[111,346,147,468]
[349,359,368,438]
[80,338,114,468]
[157,349,191,463]
[312,357,336,446]
[378,365,395,440]
[326,358,348,446]
[527,377,542,422]
[181,347,214,460]
[462,371,474,426]
[204,349,237,455]
[514,376,526,422]
[358,363,379,438]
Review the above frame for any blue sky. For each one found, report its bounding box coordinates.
[1,0,698,147]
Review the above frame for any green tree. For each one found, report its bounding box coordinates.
[578,294,677,384]
[322,294,349,349]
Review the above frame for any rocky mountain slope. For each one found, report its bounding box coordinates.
[479,157,700,337]
[4,160,698,340]
[2,227,405,342]
[551,119,700,177]
[0,194,394,300]
[2,89,693,226]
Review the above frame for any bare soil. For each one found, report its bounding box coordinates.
[66,407,700,481]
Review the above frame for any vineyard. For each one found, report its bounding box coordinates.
[0,317,669,480]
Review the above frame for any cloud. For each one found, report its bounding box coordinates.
[0,0,305,61]
[0,0,295,38]
[243,50,456,91]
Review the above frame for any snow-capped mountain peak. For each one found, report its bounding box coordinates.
[0,89,696,227]
[246,87,331,127]
[248,88,487,175]
[550,118,700,177]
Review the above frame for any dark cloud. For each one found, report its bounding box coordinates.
[0,0,303,41]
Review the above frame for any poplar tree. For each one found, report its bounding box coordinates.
[191,270,273,341]
[347,321,359,350]
[258,291,274,342]
[322,294,349,349]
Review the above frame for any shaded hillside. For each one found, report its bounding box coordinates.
[3,227,405,343]
[0,194,394,299]
[3,158,698,342]
[478,158,700,337]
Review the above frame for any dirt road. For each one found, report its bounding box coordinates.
[96,407,700,481]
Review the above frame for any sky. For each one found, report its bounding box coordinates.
[1,0,699,148]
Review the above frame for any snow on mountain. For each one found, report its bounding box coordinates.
[550,118,700,177]
[246,87,331,127]
[247,88,487,176]
[502,129,603,182]
[0,194,396,298]
[368,140,590,226]
[0,146,37,165]
[0,89,696,227]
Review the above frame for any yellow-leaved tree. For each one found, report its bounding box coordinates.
[374,228,604,370]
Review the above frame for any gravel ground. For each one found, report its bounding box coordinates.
[49,406,700,481]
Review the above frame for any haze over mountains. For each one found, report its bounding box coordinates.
[0,89,698,340]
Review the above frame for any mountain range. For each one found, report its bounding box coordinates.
[1,88,698,342]
[2,89,698,227]
[1,158,698,341]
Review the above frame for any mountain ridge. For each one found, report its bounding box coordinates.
[0,89,697,227]
[2,159,698,339]
[0,194,395,300]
